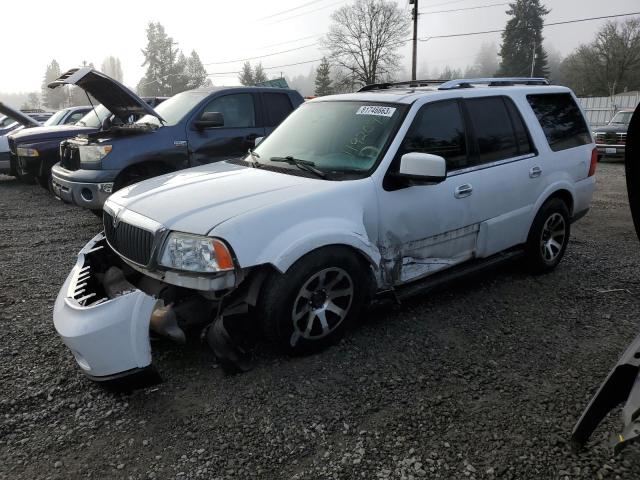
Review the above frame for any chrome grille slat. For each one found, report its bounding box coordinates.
[103,212,154,265]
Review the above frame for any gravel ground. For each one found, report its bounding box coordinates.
[2,162,640,480]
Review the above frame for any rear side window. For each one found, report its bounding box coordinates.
[263,93,294,127]
[465,97,528,165]
[527,93,590,151]
[399,100,468,170]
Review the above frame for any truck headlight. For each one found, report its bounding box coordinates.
[79,145,112,164]
[159,232,234,273]
[16,147,39,157]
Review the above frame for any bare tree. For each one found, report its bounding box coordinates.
[559,19,640,96]
[323,0,409,87]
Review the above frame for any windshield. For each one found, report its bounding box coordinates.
[44,109,67,126]
[610,111,633,125]
[252,101,404,177]
[76,105,111,128]
[136,91,209,127]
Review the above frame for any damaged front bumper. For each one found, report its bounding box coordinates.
[53,232,158,380]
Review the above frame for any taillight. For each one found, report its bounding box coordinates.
[588,147,598,177]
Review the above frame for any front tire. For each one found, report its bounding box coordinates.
[257,247,369,355]
[525,197,570,273]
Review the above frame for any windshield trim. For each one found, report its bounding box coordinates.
[251,99,409,181]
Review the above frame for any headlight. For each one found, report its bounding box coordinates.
[159,232,234,273]
[16,147,39,157]
[79,144,112,164]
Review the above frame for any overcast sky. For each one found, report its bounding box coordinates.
[1,0,638,93]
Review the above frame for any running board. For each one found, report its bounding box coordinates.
[385,249,525,302]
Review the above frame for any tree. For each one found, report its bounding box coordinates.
[254,62,268,84]
[558,19,640,96]
[101,56,123,82]
[314,57,333,96]
[238,61,255,86]
[41,60,66,109]
[497,0,549,77]
[185,50,210,89]
[137,22,181,96]
[323,0,409,86]
[464,42,499,78]
[26,92,41,109]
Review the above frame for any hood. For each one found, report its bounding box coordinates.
[595,124,628,134]
[8,124,97,144]
[48,67,164,123]
[107,162,338,235]
[0,102,40,128]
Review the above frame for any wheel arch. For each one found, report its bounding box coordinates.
[113,160,175,189]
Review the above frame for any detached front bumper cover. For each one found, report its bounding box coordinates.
[571,333,640,452]
[53,232,158,379]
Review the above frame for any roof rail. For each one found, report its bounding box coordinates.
[438,77,549,90]
[358,79,447,92]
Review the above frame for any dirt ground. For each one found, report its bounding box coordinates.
[1,161,640,479]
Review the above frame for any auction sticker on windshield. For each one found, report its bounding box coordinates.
[356,106,396,117]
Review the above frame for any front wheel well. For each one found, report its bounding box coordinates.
[114,161,175,190]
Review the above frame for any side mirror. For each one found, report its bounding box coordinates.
[396,152,447,184]
[255,136,264,147]
[101,116,112,131]
[194,111,224,129]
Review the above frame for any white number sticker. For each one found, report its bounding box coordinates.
[356,105,396,117]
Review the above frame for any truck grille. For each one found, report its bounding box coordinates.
[60,142,81,170]
[595,132,626,145]
[103,212,155,265]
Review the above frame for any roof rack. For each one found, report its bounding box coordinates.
[358,79,447,92]
[438,77,549,89]
[358,77,549,92]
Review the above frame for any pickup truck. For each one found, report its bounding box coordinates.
[593,108,634,160]
[0,103,41,175]
[50,67,304,212]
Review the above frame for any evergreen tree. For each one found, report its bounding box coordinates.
[497,0,549,77]
[253,63,268,84]
[41,60,66,109]
[101,56,124,82]
[314,57,333,96]
[238,62,255,86]
[137,22,181,96]
[185,50,209,89]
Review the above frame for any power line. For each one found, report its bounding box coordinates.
[203,43,319,66]
[418,11,640,41]
[259,34,324,49]
[420,0,472,10]
[257,0,327,21]
[206,58,324,77]
[266,0,347,25]
[419,2,508,15]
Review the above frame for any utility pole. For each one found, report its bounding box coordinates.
[530,39,536,77]
[410,0,418,80]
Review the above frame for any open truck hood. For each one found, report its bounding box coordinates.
[0,102,40,128]
[48,67,165,123]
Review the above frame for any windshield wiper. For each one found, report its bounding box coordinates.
[270,156,327,179]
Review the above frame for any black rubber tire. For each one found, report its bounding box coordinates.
[35,171,52,192]
[525,197,571,273]
[15,164,35,184]
[257,246,369,355]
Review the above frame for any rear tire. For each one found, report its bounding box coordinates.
[525,197,570,273]
[257,246,369,355]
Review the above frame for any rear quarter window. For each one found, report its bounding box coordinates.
[263,93,294,127]
[527,93,591,152]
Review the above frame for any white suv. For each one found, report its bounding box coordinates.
[53,78,597,381]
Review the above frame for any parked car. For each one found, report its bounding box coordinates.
[50,67,304,212]
[593,108,634,160]
[10,97,166,188]
[0,103,41,175]
[53,77,596,382]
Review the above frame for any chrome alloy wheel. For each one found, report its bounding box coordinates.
[539,212,567,263]
[290,267,354,347]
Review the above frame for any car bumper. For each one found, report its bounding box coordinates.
[596,144,625,158]
[51,165,117,209]
[572,175,596,222]
[53,233,158,379]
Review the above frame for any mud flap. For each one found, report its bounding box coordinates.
[571,334,640,452]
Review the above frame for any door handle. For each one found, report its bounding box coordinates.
[454,184,473,198]
[529,166,542,178]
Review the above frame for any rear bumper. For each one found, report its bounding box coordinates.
[53,233,157,379]
[51,165,117,209]
[572,175,596,222]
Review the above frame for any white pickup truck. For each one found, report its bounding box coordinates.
[53,78,597,383]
